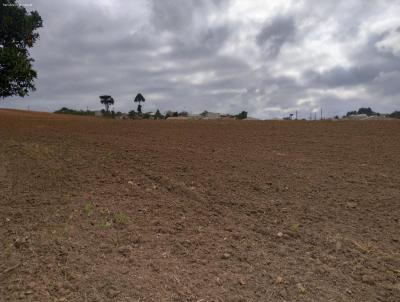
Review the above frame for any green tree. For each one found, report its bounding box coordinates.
[99,95,114,112]
[134,93,145,114]
[54,107,95,116]
[235,111,248,120]
[200,110,208,117]
[128,110,136,119]
[357,107,375,116]
[154,109,163,119]
[0,0,43,98]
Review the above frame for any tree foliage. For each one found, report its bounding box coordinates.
[235,111,248,120]
[357,107,376,116]
[134,93,145,113]
[0,0,43,98]
[54,107,95,116]
[99,95,114,112]
[389,111,400,119]
[134,93,145,103]
[165,111,180,118]
[346,110,357,117]
[346,107,378,117]
[154,109,163,119]
[128,110,137,119]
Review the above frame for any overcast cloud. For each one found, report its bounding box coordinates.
[2,0,400,118]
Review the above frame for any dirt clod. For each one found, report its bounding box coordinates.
[362,275,375,285]
[222,253,231,259]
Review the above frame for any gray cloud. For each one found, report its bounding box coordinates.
[304,65,379,88]
[256,15,296,57]
[2,0,400,117]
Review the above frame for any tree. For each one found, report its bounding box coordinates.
[346,107,377,117]
[134,93,145,114]
[200,110,208,117]
[389,111,400,119]
[346,110,357,117]
[128,110,137,119]
[99,95,114,112]
[235,111,248,120]
[0,0,43,98]
[164,110,172,118]
[154,109,163,119]
[357,107,375,116]
[54,107,95,116]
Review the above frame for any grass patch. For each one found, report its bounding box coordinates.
[114,212,129,225]
[100,219,112,228]
[84,203,93,217]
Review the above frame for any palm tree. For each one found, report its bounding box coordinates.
[99,95,114,112]
[134,93,145,114]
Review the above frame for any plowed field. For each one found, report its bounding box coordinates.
[0,109,399,301]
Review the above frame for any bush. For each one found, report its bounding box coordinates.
[164,111,178,118]
[346,110,357,117]
[154,109,164,119]
[128,110,137,119]
[389,111,400,119]
[54,107,95,116]
[142,112,151,119]
[235,111,248,120]
[357,107,376,116]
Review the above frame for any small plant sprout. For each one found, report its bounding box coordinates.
[84,203,93,217]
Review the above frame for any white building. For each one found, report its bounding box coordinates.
[203,112,221,119]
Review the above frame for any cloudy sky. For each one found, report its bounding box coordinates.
[2,0,400,118]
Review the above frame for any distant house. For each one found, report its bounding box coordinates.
[345,114,369,120]
[166,116,190,120]
[203,112,221,119]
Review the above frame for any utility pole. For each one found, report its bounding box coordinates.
[320,108,323,120]
[314,112,317,121]
[295,110,298,120]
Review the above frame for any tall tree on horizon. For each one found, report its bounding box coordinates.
[0,0,43,98]
[99,95,114,112]
[134,93,145,114]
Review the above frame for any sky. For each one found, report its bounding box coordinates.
[2,0,400,118]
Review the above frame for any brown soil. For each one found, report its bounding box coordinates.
[0,109,399,302]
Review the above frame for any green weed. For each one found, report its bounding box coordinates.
[84,203,93,217]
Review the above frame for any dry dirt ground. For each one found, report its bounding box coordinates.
[0,109,399,302]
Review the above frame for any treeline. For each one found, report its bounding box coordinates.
[346,107,400,118]
[55,107,249,120]
[388,111,400,118]
[54,107,95,116]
